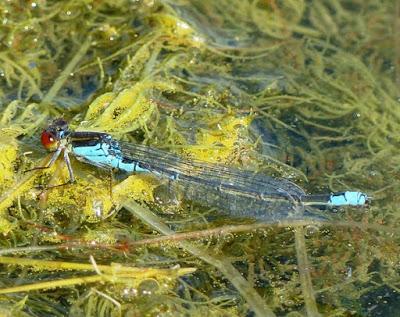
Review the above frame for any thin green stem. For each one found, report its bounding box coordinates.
[123,200,276,317]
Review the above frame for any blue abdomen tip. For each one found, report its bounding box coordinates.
[329,191,368,206]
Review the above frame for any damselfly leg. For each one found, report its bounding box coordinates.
[25,147,76,191]
[23,147,62,173]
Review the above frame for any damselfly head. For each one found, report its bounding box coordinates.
[41,118,70,150]
[41,130,57,149]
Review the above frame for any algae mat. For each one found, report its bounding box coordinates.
[0,1,399,316]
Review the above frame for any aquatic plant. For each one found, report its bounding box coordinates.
[0,0,399,316]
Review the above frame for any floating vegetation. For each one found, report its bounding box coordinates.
[0,0,399,316]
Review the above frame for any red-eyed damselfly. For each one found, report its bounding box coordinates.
[32,118,368,221]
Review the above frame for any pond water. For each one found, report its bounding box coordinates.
[0,1,398,316]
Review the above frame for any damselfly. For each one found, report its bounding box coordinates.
[31,118,368,221]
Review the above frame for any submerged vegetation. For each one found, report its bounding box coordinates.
[0,0,399,316]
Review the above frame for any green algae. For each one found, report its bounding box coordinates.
[0,0,399,316]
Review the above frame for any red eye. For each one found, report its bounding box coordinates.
[41,131,56,149]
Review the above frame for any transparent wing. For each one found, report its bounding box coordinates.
[119,142,306,204]
[71,135,314,220]
[118,142,313,220]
